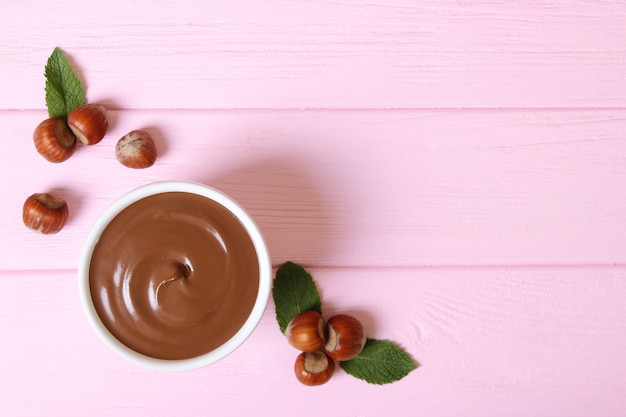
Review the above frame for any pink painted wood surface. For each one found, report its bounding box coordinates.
[3,109,626,270]
[1,0,626,110]
[1,0,626,416]
[2,268,625,416]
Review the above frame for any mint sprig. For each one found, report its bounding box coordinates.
[44,47,86,119]
[273,261,418,385]
[340,338,418,385]
[272,261,322,333]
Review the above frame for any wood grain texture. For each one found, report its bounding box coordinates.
[1,0,625,415]
[2,109,626,270]
[1,0,625,110]
[1,267,625,417]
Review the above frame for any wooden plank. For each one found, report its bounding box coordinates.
[1,266,624,416]
[1,0,625,110]
[3,109,626,270]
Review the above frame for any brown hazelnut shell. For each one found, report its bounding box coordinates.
[22,193,69,234]
[324,314,366,361]
[285,310,326,352]
[294,351,335,386]
[115,130,157,169]
[68,103,108,145]
[33,118,76,163]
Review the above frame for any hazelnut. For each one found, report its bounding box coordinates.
[67,103,108,145]
[324,314,366,361]
[33,118,76,163]
[115,130,157,169]
[294,351,335,386]
[285,310,325,352]
[22,193,69,234]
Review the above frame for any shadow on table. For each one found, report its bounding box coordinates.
[189,153,335,269]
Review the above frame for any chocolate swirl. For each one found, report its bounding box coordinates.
[89,192,259,360]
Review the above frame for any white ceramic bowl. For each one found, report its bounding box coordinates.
[78,181,271,371]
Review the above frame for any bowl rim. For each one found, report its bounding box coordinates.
[77,181,272,372]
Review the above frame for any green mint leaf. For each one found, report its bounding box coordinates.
[272,261,322,333]
[340,338,418,385]
[44,47,86,119]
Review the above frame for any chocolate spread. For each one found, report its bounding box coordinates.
[89,192,259,360]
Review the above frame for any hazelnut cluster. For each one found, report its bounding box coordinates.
[25,104,158,234]
[285,310,366,386]
[33,103,109,163]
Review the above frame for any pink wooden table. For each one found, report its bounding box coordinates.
[2,1,626,415]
